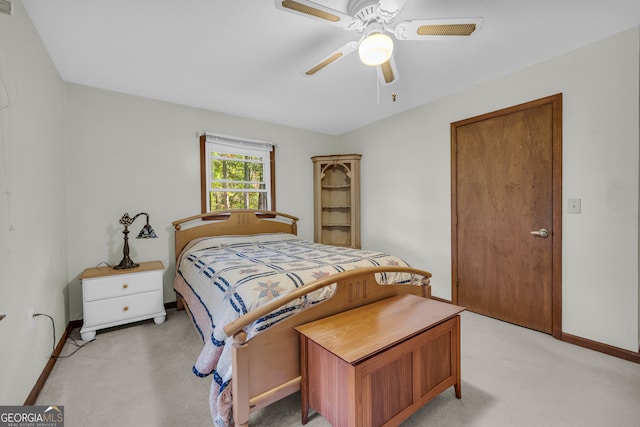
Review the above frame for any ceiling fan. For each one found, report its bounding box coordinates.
[275,0,483,85]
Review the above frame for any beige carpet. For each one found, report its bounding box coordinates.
[36,309,640,426]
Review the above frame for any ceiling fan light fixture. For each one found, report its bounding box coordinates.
[358,32,393,66]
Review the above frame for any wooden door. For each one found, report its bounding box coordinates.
[451,94,562,336]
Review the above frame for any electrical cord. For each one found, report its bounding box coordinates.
[58,336,95,358]
[95,261,113,268]
[33,313,95,359]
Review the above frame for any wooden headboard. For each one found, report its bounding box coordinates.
[172,210,299,259]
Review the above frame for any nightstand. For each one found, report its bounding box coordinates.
[79,261,166,341]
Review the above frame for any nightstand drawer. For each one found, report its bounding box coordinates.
[83,269,162,301]
[83,290,163,327]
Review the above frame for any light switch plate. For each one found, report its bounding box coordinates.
[568,198,581,214]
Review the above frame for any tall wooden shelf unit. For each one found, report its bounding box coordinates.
[312,154,361,248]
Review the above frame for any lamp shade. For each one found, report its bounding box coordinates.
[358,32,394,66]
[137,223,157,239]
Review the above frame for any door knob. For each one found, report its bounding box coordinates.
[530,228,549,238]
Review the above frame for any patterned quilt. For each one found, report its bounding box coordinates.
[173,233,420,426]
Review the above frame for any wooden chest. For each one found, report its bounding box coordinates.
[296,294,465,426]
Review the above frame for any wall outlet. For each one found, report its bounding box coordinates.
[28,308,35,331]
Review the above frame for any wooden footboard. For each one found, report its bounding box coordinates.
[224,266,431,427]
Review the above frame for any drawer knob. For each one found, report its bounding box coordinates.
[122,283,129,289]
[123,306,129,312]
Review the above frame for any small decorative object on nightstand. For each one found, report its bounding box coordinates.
[114,212,158,270]
[79,261,166,341]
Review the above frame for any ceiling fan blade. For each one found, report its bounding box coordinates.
[276,0,363,30]
[377,55,398,86]
[394,17,483,41]
[304,42,358,77]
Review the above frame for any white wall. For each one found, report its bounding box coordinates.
[64,84,338,320]
[342,27,640,352]
[0,0,67,404]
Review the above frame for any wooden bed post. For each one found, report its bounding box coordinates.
[232,332,250,427]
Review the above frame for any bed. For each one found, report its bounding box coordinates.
[172,210,432,426]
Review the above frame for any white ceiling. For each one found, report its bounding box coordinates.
[21,0,640,135]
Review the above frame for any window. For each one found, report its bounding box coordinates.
[200,133,275,213]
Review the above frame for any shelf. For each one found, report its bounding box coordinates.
[321,185,351,189]
[313,154,360,248]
